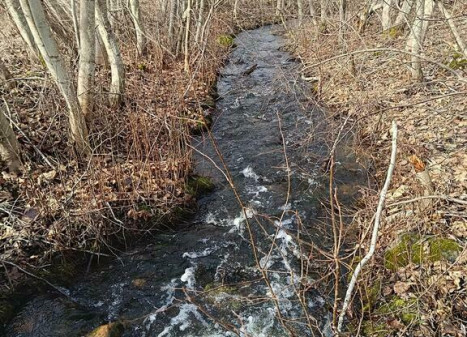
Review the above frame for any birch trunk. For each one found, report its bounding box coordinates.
[339,0,346,47]
[0,105,21,173]
[19,0,89,154]
[297,0,303,26]
[438,1,467,55]
[420,0,434,43]
[320,0,327,25]
[71,0,80,49]
[382,0,393,31]
[168,0,177,51]
[96,0,125,107]
[393,0,414,28]
[309,0,317,25]
[406,0,425,81]
[78,0,96,118]
[128,0,146,56]
[184,0,192,73]
[276,0,282,16]
[195,0,204,43]
[5,0,38,56]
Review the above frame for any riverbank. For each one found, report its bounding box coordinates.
[289,11,466,336]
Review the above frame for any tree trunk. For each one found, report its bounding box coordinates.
[438,1,467,55]
[382,0,393,31]
[320,0,327,25]
[406,0,425,81]
[128,0,146,56]
[5,0,38,56]
[20,0,89,154]
[168,0,177,51]
[71,0,81,49]
[308,0,317,25]
[184,0,192,73]
[393,0,414,28]
[0,105,21,173]
[339,0,346,47]
[297,0,303,26]
[96,0,125,107]
[195,0,204,43]
[78,0,96,119]
[420,0,434,43]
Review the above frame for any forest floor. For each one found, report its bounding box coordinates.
[289,11,466,337]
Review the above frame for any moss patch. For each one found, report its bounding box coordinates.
[448,52,467,70]
[217,34,234,48]
[384,233,425,271]
[186,175,215,197]
[385,234,462,271]
[428,238,461,262]
[376,296,419,324]
[362,321,389,337]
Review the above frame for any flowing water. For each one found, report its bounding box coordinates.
[5,25,366,337]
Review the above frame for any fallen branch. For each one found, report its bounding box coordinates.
[337,120,398,333]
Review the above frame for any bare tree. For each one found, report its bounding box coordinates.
[0,105,21,173]
[393,0,414,28]
[382,0,393,31]
[406,0,426,81]
[19,0,89,154]
[297,0,303,25]
[438,1,466,55]
[78,0,96,119]
[128,0,146,56]
[184,0,192,73]
[5,0,38,56]
[96,0,125,107]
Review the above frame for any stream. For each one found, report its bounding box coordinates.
[5,25,366,337]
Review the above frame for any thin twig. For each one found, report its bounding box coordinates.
[337,120,398,333]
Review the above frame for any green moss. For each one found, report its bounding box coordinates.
[186,175,215,196]
[362,321,389,337]
[137,63,147,71]
[203,283,242,310]
[428,238,461,262]
[216,35,234,48]
[383,26,403,39]
[376,296,419,324]
[362,279,381,312]
[448,56,467,70]
[384,233,425,271]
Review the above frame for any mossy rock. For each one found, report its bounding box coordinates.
[362,279,382,313]
[385,234,462,271]
[428,238,461,262]
[203,283,242,310]
[384,233,425,271]
[186,175,215,197]
[376,296,419,325]
[216,34,234,48]
[191,115,213,135]
[86,322,124,337]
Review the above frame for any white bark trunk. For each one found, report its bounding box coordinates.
[308,0,317,25]
[168,0,177,51]
[71,0,81,49]
[382,0,393,31]
[20,0,89,154]
[297,0,303,26]
[96,0,125,107]
[393,0,414,28]
[320,0,327,24]
[0,105,21,173]
[78,0,96,118]
[128,0,146,56]
[437,2,466,55]
[195,0,204,43]
[406,0,425,81]
[184,0,192,73]
[420,0,434,42]
[5,0,38,56]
